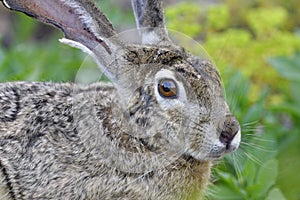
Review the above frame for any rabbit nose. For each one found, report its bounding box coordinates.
[219,115,241,152]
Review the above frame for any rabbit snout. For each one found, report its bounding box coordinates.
[219,114,241,152]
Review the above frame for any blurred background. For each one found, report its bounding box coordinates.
[0,0,299,199]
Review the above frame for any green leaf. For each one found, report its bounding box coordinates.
[210,184,245,200]
[243,159,258,187]
[265,188,287,200]
[248,159,278,199]
[242,101,263,124]
[268,53,300,82]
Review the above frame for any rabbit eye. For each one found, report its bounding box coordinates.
[158,79,178,99]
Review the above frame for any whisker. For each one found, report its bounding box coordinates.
[241,129,260,134]
[226,85,248,112]
[240,141,276,153]
[239,148,263,166]
[242,125,263,131]
[242,121,259,127]
[231,153,244,183]
[242,135,275,143]
[242,126,264,133]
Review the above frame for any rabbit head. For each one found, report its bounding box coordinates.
[2,0,240,163]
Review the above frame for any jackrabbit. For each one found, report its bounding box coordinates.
[0,0,241,199]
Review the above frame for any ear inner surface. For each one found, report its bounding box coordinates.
[2,0,117,54]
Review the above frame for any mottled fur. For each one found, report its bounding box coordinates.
[0,81,210,199]
[0,0,241,199]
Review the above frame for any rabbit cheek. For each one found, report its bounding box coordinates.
[184,132,212,160]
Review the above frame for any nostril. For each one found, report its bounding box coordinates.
[219,129,239,145]
[219,115,240,146]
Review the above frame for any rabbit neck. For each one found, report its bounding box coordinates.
[167,158,212,199]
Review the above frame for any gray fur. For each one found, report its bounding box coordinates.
[0,0,241,199]
[132,0,170,44]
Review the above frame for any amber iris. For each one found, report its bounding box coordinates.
[158,79,178,98]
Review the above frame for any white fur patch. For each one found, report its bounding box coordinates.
[141,31,161,45]
[3,0,11,8]
[230,128,241,151]
[59,38,92,55]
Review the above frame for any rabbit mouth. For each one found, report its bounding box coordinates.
[207,129,241,160]
[186,128,241,161]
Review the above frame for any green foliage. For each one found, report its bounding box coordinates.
[0,14,88,82]
[0,39,84,82]
[266,188,287,200]
[96,1,134,28]
[246,7,287,38]
[268,53,300,119]
[224,0,300,30]
[269,53,300,83]
[13,12,38,42]
[268,53,300,200]
[165,2,202,38]
[206,5,230,32]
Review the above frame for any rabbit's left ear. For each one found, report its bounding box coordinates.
[131,0,170,45]
[1,0,117,54]
[1,0,127,83]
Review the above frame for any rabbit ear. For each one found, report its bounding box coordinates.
[131,0,170,45]
[2,0,124,81]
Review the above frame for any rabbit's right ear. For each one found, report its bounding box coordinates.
[131,0,171,45]
[1,0,121,80]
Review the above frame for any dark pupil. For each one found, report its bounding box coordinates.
[162,81,172,92]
